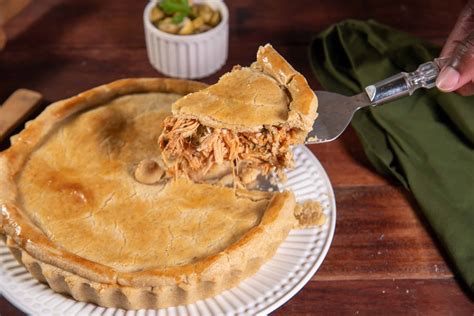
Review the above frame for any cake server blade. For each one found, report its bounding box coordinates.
[305,58,447,144]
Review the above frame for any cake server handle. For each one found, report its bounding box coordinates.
[364,57,449,106]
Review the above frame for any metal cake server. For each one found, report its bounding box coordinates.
[305,58,449,144]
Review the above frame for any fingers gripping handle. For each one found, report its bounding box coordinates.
[365,61,440,105]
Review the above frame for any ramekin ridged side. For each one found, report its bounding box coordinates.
[144,0,229,79]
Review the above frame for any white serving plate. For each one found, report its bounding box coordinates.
[0,145,336,315]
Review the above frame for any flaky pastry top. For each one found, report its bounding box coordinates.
[0,78,296,287]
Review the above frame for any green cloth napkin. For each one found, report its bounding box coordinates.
[309,19,474,292]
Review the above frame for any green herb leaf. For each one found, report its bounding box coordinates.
[172,12,186,24]
[159,0,190,24]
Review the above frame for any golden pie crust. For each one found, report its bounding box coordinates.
[171,44,318,141]
[158,45,318,183]
[0,78,296,309]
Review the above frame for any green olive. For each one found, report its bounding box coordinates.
[196,24,211,33]
[208,11,221,27]
[179,18,194,35]
[192,16,205,29]
[158,17,180,34]
[150,6,165,23]
[198,4,213,23]
[190,4,199,19]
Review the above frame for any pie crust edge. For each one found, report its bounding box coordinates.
[0,78,297,309]
[172,44,319,142]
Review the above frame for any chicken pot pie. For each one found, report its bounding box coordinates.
[0,78,297,309]
[159,44,318,184]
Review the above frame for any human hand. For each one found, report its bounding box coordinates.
[436,0,474,95]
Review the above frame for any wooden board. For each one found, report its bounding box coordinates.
[0,27,5,50]
[0,0,32,50]
[0,0,31,25]
[0,89,42,143]
[274,279,473,315]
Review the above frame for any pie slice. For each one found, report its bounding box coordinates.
[159,44,318,183]
[0,78,296,309]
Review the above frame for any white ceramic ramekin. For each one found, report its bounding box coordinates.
[143,0,229,79]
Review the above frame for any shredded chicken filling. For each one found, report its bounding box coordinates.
[159,116,298,180]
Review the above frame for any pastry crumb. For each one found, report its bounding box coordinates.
[276,169,287,183]
[293,200,326,228]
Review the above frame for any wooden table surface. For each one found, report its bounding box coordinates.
[1,0,473,314]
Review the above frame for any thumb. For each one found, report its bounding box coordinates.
[436,32,474,93]
[436,0,474,93]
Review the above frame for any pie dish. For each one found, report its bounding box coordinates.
[159,44,318,183]
[0,78,297,309]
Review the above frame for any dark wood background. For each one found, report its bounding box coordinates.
[1,0,473,314]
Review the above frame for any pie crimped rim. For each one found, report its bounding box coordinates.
[0,78,296,309]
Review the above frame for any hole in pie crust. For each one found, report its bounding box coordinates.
[134,159,164,185]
